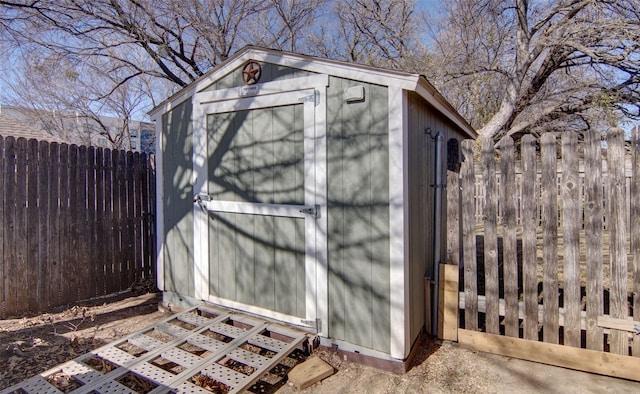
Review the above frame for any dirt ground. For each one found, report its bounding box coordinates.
[1,293,638,393]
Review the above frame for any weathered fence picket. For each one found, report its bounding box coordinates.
[0,136,156,318]
[461,139,478,331]
[584,130,604,351]
[608,129,628,355]
[481,137,499,335]
[632,127,640,356]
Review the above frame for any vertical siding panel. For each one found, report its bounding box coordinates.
[294,217,306,318]
[253,214,275,312]
[48,143,61,308]
[235,110,255,305]
[162,100,194,297]
[293,105,306,319]
[541,134,559,344]
[15,138,28,312]
[37,141,50,310]
[274,217,295,316]
[253,107,275,311]
[369,84,390,351]
[217,212,237,301]
[521,135,539,341]
[208,212,220,297]
[26,139,39,312]
[3,137,16,315]
[407,93,425,342]
[342,80,373,349]
[207,114,221,298]
[607,128,628,355]
[327,76,346,341]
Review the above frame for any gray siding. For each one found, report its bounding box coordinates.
[162,99,195,297]
[406,91,467,342]
[206,105,306,317]
[327,76,391,353]
[203,62,315,91]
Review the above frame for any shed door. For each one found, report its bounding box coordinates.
[192,85,327,332]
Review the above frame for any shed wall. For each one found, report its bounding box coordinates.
[406,91,467,342]
[161,99,195,297]
[203,63,315,91]
[326,76,391,353]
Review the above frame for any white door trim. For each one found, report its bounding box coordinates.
[192,78,328,333]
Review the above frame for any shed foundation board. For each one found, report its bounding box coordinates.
[0,305,311,394]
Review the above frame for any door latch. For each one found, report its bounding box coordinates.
[299,204,320,219]
[193,193,211,204]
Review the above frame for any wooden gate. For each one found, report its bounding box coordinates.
[438,127,640,381]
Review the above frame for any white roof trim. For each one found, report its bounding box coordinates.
[149,46,477,138]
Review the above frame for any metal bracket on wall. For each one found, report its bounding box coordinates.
[301,318,322,332]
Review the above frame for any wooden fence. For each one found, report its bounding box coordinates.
[440,128,640,381]
[0,136,156,318]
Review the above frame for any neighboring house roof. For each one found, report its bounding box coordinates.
[0,114,68,144]
[149,46,477,139]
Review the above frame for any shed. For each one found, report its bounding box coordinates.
[149,46,475,368]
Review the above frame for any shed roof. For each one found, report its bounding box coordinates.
[149,46,477,138]
[0,114,68,144]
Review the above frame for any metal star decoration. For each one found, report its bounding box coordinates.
[241,60,262,85]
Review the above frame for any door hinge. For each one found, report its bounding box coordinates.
[298,91,318,105]
[301,318,322,332]
[299,204,320,219]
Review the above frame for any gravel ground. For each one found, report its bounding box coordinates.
[2,293,639,393]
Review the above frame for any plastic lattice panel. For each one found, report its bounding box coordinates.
[161,347,202,368]
[156,321,192,338]
[61,360,103,385]
[177,312,214,327]
[200,363,249,388]
[209,322,247,339]
[226,348,271,368]
[16,375,62,394]
[187,334,226,353]
[0,305,308,394]
[130,362,175,384]
[128,333,165,352]
[248,333,287,352]
[97,346,139,366]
